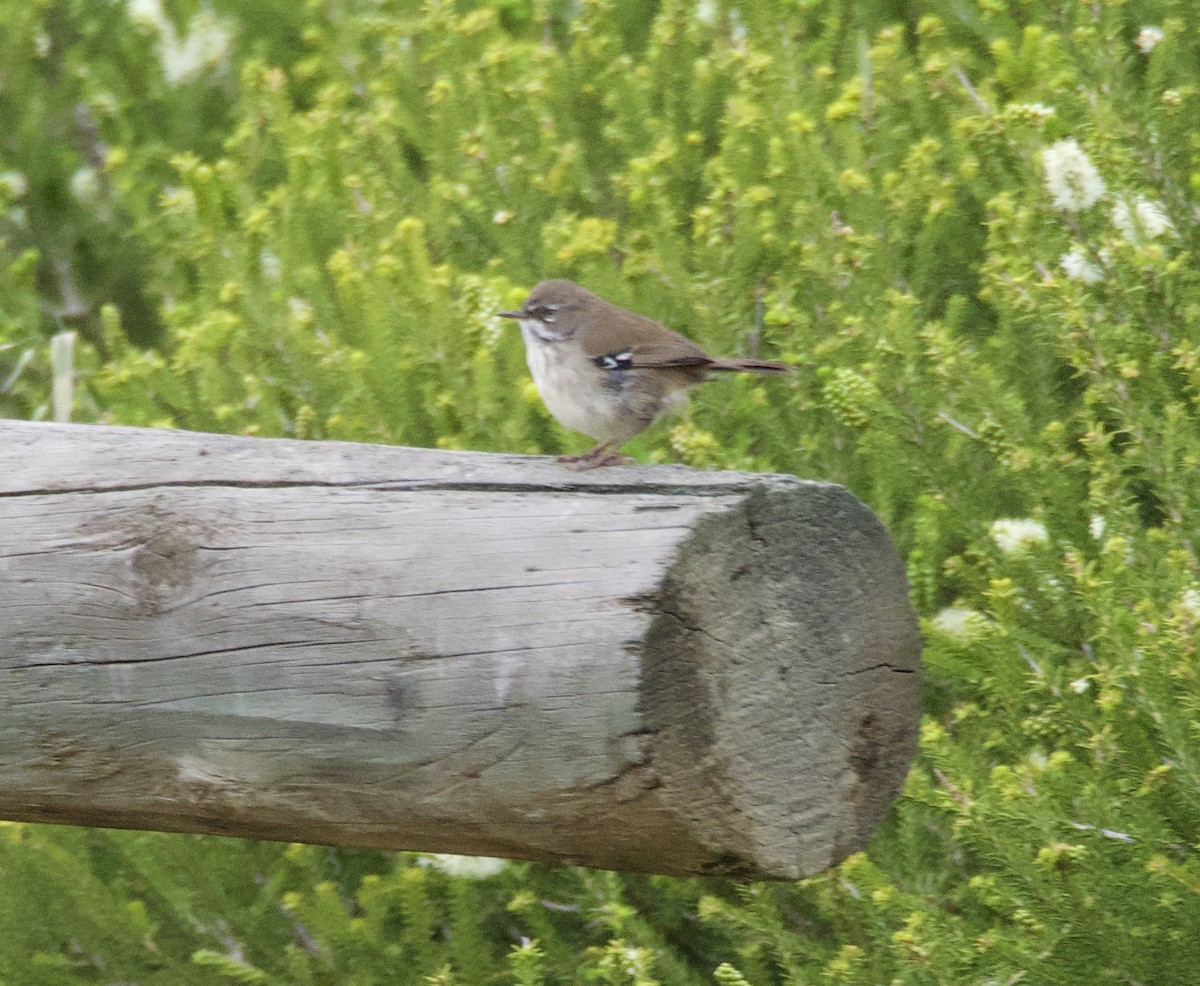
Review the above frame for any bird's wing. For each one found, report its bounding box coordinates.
[580,318,714,371]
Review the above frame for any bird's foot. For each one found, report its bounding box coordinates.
[555,443,629,470]
[558,451,630,471]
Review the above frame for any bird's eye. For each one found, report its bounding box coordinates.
[534,304,559,323]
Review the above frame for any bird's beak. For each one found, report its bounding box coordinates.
[495,309,524,319]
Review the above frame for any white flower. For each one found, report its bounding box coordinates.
[1137,27,1164,54]
[729,8,747,45]
[132,2,233,86]
[127,0,169,29]
[426,854,507,879]
[160,9,232,85]
[1111,196,1174,245]
[1089,515,1106,540]
[990,518,1048,555]
[1069,677,1091,694]
[1180,588,1200,621]
[69,166,101,203]
[259,249,281,281]
[286,297,313,325]
[932,607,989,640]
[0,170,28,198]
[1042,139,1107,212]
[1060,248,1103,284]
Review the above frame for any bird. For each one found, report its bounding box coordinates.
[497,279,791,469]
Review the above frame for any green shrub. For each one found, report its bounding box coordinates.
[2,0,1199,983]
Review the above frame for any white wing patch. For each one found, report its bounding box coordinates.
[594,349,634,371]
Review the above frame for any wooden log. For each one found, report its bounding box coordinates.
[0,420,921,880]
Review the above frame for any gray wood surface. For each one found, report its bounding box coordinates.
[0,420,921,879]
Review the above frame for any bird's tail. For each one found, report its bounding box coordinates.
[708,357,792,375]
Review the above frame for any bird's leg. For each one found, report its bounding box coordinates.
[556,440,629,470]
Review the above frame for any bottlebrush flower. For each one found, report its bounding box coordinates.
[1042,139,1107,212]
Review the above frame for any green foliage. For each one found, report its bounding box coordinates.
[2,0,1200,983]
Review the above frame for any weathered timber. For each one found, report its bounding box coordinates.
[0,420,921,880]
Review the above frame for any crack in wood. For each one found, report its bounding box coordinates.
[655,604,734,653]
[12,638,367,670]
[0,477,782,499]
[815,663,918,684]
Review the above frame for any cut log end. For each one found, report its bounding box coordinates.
[638,483,921,879]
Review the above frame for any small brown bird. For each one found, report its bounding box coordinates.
[498,280,790,469]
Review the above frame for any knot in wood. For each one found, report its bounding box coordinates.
[130,531,197,611]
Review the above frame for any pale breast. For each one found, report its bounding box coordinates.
[521,325,681,443]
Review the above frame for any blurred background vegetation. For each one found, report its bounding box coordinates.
[2,0,1199,982]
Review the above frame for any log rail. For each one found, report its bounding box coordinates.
[0,421,920,880]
